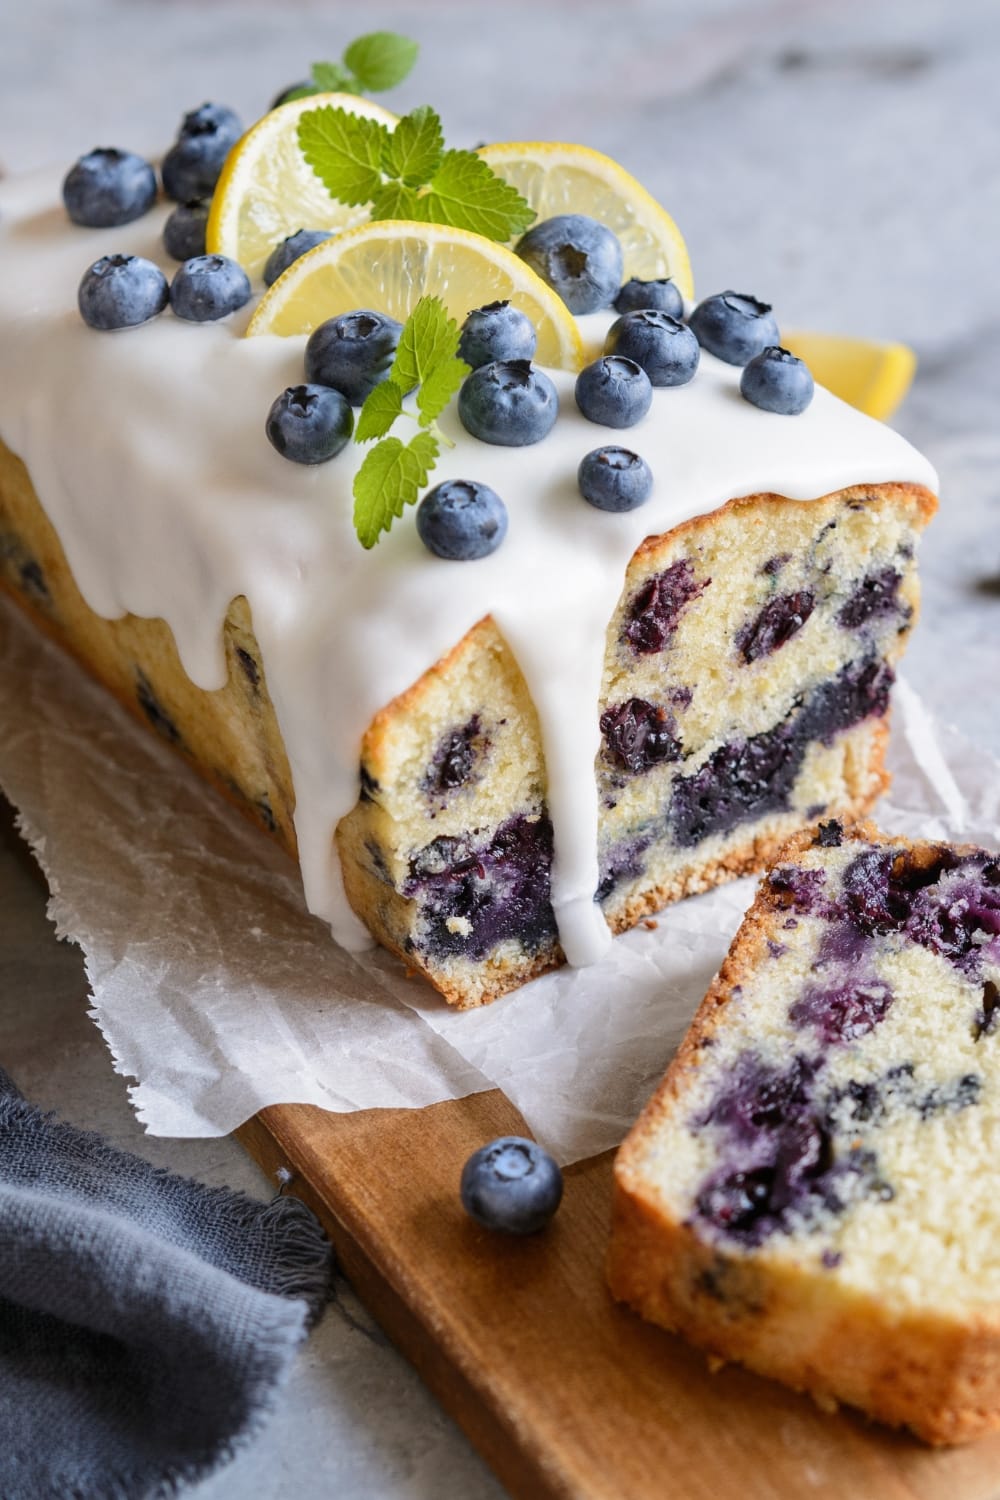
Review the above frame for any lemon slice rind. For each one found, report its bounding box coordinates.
[206,93,399,281]
[246,218,586,372]
[477,140,694,302]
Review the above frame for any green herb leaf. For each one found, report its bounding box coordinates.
[355,382,405,442]
[381,105,444,187]
[416,150,536,241]
[353,431,439,548]
[311,60,356,94]
[297,106,389,207]
[391,295,461,391]
[417,357,469,427]
[344,31,419,93]
[369,180,421,221]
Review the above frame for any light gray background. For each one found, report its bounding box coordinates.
[1,0,998,1494]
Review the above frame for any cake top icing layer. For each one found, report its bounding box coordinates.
[0,168,939,966]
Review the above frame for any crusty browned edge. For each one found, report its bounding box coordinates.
[0,429,937,1008]
[607,821,1000,1445]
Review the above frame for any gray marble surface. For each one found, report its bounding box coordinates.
[1,0,998,1494]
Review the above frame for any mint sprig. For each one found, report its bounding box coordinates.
[298,104,535,243]
[281,32,418,101]
[352,297,470,549]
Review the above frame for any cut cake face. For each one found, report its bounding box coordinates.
[608,821,1000,1444]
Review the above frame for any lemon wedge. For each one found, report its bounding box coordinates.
[205,93,399,281]
[477,141,694,301]
[246,219,586,370]
[782,331,916,421]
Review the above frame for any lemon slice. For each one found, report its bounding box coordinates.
[477,141,693,302]
[206,93,399,281]
[782,331,917,421]
[246,219,586,370]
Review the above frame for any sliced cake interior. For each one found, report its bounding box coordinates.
[608,820,1000,1444]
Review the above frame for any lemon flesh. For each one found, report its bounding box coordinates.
[206,93,399,281]
[782,331,917,421]
[478,141,694,302]
[246,219,586,371]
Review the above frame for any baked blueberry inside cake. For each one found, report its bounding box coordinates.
[609,822,1000,1444]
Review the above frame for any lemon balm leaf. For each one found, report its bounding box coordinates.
[353,431,439,547]
[355,381,405,442]
[391,295,460,391]
[344,32,419,93]
[418,150,535,241]
[382,105,444,187]
[311,61,355,94]
[370,180,420,221]
[297,106,389,207]
[417,357,469,427]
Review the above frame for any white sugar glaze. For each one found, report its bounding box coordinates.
[0,170,939,965]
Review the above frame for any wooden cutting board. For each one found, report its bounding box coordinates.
[237,1093,1000,1500]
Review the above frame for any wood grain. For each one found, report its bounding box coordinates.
[237,1094,1000,1500]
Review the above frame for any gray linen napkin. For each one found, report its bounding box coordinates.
[0,1065,332,1500]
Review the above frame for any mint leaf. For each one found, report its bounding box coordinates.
[355,381,405,442]
[382,105,444,187]
[417,357,469,427]
[353,431,438,548]
[344,32,419,93]
[311,60,356,94]
[297,106,389,206]
[370,180,421,221]
[391,296,460,391]
[418,150,536,241]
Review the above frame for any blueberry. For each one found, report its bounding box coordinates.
[263,229,333,287]
[460,1136,563,1234]
[416,480,508,560]
[305,310,403,405]
[688,291,780,366]
[458,360,559,446]
[613,277,684,318]
[603,310,699,388]
[266,384,354,463]
[62,148,157,228]
[162,103,243,202]
[458,300,537,368]
[163,200,209,261]
[740,346,815,415]
[78,254,169,330]
[515,214,623,314]
[170,255,251,321]
[575,355,652,428]
[578,446,653,511]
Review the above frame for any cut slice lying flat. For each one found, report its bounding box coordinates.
[206,93,399,281]
[245,218,587,371]
[478,140,694,301]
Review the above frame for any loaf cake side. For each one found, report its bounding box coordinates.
[608,821,1000,1443]
[2,424,934,1006]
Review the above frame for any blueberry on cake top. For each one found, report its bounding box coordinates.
[0,95,939,1007]
[609,822,1000,1444]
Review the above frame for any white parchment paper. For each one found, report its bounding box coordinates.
[2,593,998,1161]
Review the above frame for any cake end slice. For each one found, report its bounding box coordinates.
[608,820,1000,1444]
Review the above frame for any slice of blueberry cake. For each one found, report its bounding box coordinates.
[338,480,934,1004]
[608,821,1000,1444]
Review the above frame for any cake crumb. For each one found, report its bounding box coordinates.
[644,919,659,930]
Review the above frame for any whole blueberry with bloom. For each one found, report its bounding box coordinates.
[78,254,169,330]
[460,1136,563,1234]
[417,480,509,560]
[63,148,157,228]
[515,213,623,314]
[458,360,559,446]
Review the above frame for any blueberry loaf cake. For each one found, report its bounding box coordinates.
[0,134,938,1008]
[608,821,1000,1444]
